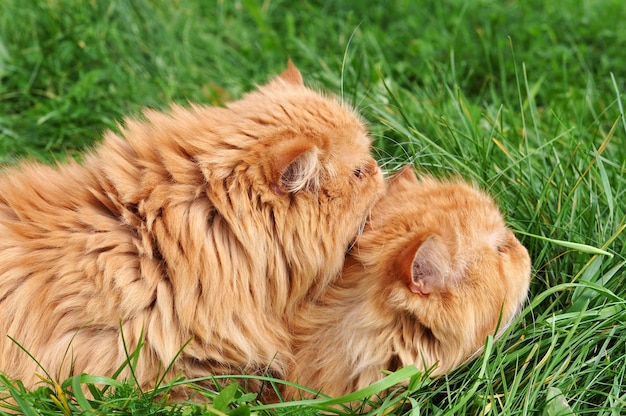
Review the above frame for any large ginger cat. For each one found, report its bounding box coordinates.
[287,166,531,398]
[0,63,384,394]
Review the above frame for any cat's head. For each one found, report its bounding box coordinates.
[201,62,384,295]
[237,62,381,200]
[354,166,531,375]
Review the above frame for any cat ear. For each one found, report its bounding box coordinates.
[404,236,451,296]
[388,165,419,192]
[269,139,319,195]
[395,165,418,181]
[277,59,304,86]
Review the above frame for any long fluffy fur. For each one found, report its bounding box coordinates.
[0,63,384,395]
[286,166,531,398]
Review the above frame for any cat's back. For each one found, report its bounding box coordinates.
[1,160,91,212]
[0,160,121,241]
[0,158,140,319]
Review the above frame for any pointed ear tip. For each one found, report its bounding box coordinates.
[278,59,304,85]
[390,164,418,186]
[399,164,414,176]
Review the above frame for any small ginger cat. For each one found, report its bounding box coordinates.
[286,166,531,398]
[0,63,384,395]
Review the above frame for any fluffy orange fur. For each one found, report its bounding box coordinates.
[286,166,531,398]
[0,63,384,395]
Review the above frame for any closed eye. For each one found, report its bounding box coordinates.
[354,160,379,179]
[497,232,517,254]
[497,244,511,253]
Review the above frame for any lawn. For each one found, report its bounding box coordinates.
[1,0,625,414]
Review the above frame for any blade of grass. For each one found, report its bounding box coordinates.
[514,229,614,257]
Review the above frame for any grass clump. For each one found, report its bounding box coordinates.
[1,0,625,414]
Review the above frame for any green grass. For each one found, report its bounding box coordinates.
[1,0,625,414]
